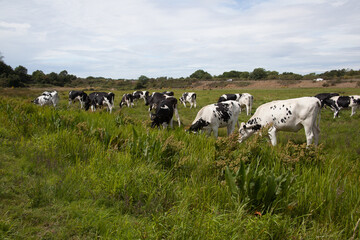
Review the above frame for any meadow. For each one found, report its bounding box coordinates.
[1,87,360,239]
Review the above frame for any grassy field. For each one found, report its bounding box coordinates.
[1,87,360,239]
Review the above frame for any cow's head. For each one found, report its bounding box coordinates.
[145,95,151,106]
[188,118,209,133]
[84,96,91,111]
[179,96,185,104]
[32,97,40,105]
[150,113,160,128]
[238,122,261,143]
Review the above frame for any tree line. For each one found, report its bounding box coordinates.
[1,53,359,88]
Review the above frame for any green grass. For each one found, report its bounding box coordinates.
[0,87,360,239]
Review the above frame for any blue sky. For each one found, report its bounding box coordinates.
[0,0,359,79]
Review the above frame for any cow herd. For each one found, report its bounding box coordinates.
[32,90,360,146]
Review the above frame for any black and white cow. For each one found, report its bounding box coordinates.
[150,98,178,129]
[85,92,115,113]
[238,97,321,146]
[314,93,339,108]
[323,95,360,118]
[119,93,134,108]
[68,90,88,108]
[179,92,197,108]
[238,93,254,116]
[162,91,174,96]
[188,100,241,138]
[146,92,181,126]
[32,91,59,107]
[218,93,254,115]
[218,93,241,102]
[132,90,149,103]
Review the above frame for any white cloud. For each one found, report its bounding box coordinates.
[0,0,359,78]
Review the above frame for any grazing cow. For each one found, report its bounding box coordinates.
[218,93,241,103]
[238,97,321,146]
[188,100,241,138]
[85,92,115,113]
[238,93,254,115]
[146,92,181,126]
[323,95,360,118]
[179,92,197,108]
[32,91,59,107]
[68,90,88,108]
[132,90,149,103]
[120,93,134,108]
[162,91,174,96]
[314,93,339,108]
[151,98,178,129]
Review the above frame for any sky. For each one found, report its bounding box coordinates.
[0,0,359,79]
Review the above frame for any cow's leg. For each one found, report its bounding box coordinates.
[246,104,250,116]
[169,117,174,129]
[183,102,186,108]
[174,107,181,127]
[268,126,277,146]
[212,127,219,138]
[351,106,357,117]
[68,99,72,106]
[227,121,236,136]
[303,124,315,146]
[194,100,197,108]
[312,124,320,146]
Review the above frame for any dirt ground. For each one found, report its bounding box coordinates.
[192,79,360,90]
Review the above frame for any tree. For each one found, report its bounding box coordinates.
[135,75,149,89]
[190,69,212,80]
[250,68,267,80]
[32,70,47,84]
[14,65,31,83]
[0,61,14,76]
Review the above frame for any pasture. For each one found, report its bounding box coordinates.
[1,87,360,239]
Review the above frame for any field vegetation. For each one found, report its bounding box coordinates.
[1,87,360,239]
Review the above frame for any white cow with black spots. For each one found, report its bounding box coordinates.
[239,93,253,115]
[188,100,241,138]
[238,97,321,146]
[179,92,197,108]
[32,91,59,107]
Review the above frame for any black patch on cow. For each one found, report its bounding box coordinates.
[189,118,210,132]
[218,94,237,102]
[215,102,231,122]
[252,124,261,131]
[247,118,259,125]
[337,96,351,108]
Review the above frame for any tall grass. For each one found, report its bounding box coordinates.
[1,88,360,239]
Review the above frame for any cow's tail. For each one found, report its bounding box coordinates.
[316,100,321,128]
[249,95,254,115]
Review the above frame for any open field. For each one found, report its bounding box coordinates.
[1,87,360,239]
